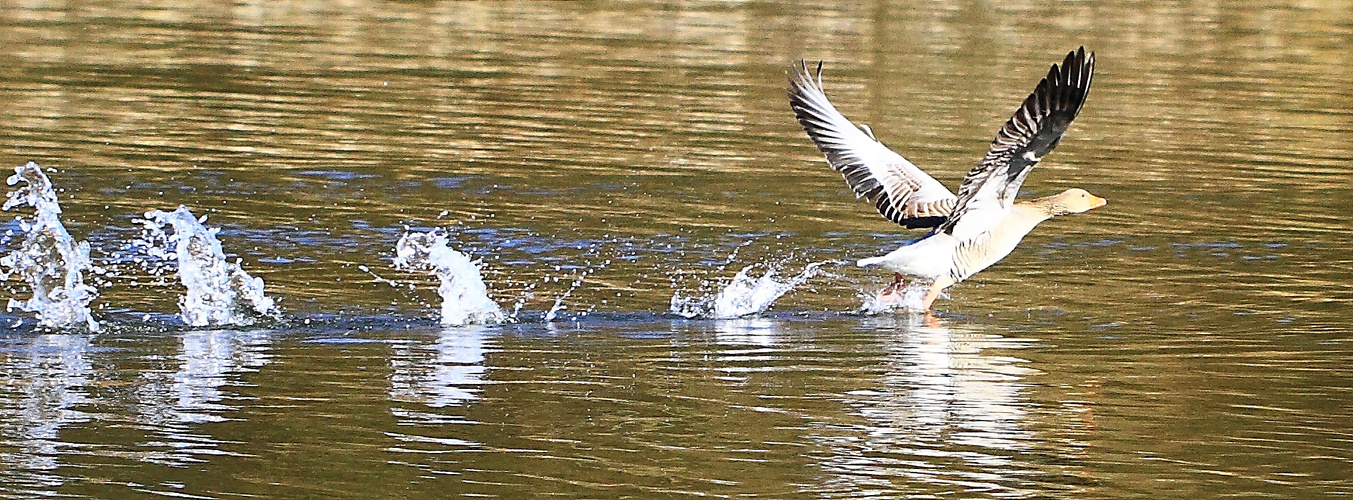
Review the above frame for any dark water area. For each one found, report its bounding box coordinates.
[2,0,1352,498]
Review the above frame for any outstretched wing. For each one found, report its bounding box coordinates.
[788,60,957,229]
[938,47,1096,239]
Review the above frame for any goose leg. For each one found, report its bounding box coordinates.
[920,280,945,311]
[880,273,905,297]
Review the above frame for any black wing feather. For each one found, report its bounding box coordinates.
[937,47,1096,237]
[787,60,959,229]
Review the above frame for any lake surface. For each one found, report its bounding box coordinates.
[2,0,1352,498]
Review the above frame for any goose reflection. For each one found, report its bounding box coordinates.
[819,316,1041,495]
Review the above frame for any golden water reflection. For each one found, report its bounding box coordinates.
[812,317,1048,496]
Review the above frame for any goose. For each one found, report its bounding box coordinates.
[787,48,1104,311]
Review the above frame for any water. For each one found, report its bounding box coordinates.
[671,259,834,319]
[858,277,938,315]
[3,1,1353,498]
[136,206,280,327]
[392,229,505,326]
[1,163,100,332]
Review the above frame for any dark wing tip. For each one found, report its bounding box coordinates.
[1017,46,1095,128]
[787,59,823,85]
[940,47,1098,236]
[1053,47,1095,116]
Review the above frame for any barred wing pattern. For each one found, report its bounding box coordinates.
[938,47,1096,240]
[787,60,958,229]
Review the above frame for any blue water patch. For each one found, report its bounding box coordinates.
[296,170,378,181]
[430,176,475,189]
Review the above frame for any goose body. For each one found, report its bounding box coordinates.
[788,48,1104,310]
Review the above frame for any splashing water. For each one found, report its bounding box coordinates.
[543,269,590,323]
[858,277,939,314]
[393,230,505,326]
[0,162,100,331]
[137,206,280,327]
[670,260,832,319]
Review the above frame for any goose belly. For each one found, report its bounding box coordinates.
[856,235,955,278]
[948,230,1028,282]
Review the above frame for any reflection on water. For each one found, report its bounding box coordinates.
[133,329,269,466]
[389,327,491,410]
[384,327,492,466]
[815,318,1042,496]
[0,328,268,487]
[0,314,1349,498]
[0,335,92,474]
[161,330,269,424]
[713,317,782,346]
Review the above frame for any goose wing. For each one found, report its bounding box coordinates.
[788,60,957,229]
[938,47,1096,239]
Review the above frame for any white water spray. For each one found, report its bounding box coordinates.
[137,206,280,326]
[858,278,936,315]
[543,269,593,323]
[1,162,100,331]
[393,230,505,326]
[670,260,831,319]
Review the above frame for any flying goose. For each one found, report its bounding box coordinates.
[787,48,1104,311]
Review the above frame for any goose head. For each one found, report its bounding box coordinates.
[1047,188,1107,216]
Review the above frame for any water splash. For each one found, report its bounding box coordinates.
[670,260,832,319]
[858,278,938,315]
[393,230,505,326]
[0,162,100,331]
[543,269,590,323]
[137,206,280,327]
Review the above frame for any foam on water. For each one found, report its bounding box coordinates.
[0,162,100,331]
[670,260,832,319]
[137,206,280,327]
[858,278,938,314]
[393,230,506,326]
